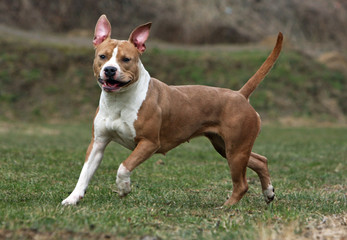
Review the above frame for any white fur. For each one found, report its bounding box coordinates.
[94,60,150,149]
[62,45,150,205]
[116,163,131,196]
[100,47,121,79]
[263,183,275,203]
[62,141,108,205]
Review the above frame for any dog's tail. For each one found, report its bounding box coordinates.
[238,32,283,99]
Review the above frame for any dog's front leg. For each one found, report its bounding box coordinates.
[116,139,159,197]
[62,140,109,205]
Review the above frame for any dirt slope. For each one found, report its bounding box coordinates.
[1,0,347,50]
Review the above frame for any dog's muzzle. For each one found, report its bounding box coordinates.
[104,66,117,78]
[98,76,131,92]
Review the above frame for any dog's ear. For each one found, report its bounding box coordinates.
[128,22,152,53]
[93,15,111,48]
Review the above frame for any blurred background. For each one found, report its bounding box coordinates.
[0,0,346,125]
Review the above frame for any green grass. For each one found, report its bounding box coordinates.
[0,122,346,239]
[1,37,345,122]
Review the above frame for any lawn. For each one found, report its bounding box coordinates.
[0,122,346,239]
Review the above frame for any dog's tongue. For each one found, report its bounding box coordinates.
[106,79,118,87]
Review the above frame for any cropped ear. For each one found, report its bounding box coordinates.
[93,15,111,48]
[128,22,152,53]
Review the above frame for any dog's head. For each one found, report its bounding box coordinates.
[92,15,151,93]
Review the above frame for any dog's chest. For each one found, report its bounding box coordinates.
[95,104,137,150]
[94,75,150,150]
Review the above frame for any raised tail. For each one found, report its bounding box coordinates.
[239,32,283,99]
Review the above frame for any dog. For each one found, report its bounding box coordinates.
[62,14,282,206]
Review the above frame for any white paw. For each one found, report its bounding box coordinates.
[61,194,83,205]
[116,163,131,197]
[116,179,131,197]
[263,184,275,203]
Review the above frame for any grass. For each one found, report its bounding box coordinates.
[0,37,345,122]
[0,122,346,239]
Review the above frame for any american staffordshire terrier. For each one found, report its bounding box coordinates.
[62,15,282,206]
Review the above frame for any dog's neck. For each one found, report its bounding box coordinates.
[99,60,150,112]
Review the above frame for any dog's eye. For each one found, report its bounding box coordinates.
[122,57,131,63]
[99,54,106,60]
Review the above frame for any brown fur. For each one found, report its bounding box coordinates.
[239,33,283,99]
[91,15,283,206]
[126,79,262,205]
[93,39,141,86]
[121,34,281,205]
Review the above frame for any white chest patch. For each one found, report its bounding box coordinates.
[94,61,150,150]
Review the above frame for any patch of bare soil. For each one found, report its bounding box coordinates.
[0,229,124,240]
[303,215,347,240]
[262,215,347,240]
[317,52,347,76]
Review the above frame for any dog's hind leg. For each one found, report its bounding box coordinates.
[248,152,275,203]
[220,121,258,206]
[205,133,226,158]
[206,133,275,204]
[223,146,250,206]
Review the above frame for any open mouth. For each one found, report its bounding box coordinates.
[98,78,131,92]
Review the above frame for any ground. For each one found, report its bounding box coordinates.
[0,123,346,239]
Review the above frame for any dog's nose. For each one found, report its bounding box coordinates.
[104,66,117,77]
